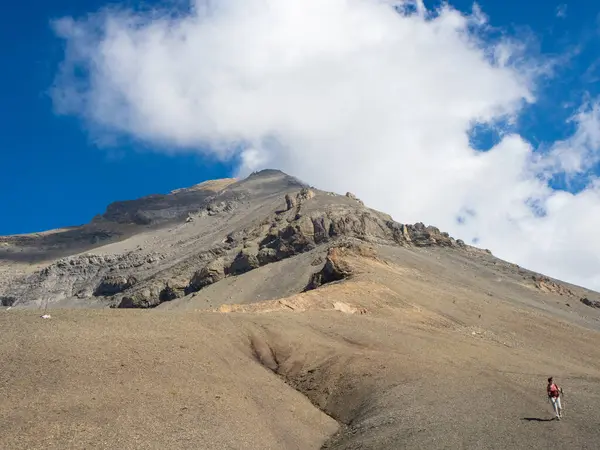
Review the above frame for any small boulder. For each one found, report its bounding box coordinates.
[94,275,137,296]
[345,192,364,205]
[285,194,297,211]
[297,188,316,202]
[189,260,225,291]
[159,278,188,302]
[581,297,600,308]
[117,285,162,308]
[1,296,16,307]
[229,250,260,275]
[257,248,278,265]
[311,256,325,266]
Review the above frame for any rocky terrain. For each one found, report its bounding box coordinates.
[1,169,600,449]
[0,169,478,310]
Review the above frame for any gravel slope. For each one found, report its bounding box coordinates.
[2,245,599,449]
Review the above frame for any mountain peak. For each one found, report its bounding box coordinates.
[170,178,237,195]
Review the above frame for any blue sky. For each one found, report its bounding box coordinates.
[1,0,599,236]
[0,0,235,235]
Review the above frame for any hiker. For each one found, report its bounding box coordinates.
[547,377,563,420]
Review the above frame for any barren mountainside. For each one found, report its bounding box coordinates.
[0,170,473,308]
[1,169,600,449]
[3,169,598,313]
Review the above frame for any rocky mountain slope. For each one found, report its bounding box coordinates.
[0,169,478,309]
[2,169,600,449]
[4,169,597,313]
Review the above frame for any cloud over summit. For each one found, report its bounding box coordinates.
[52,0,600,290]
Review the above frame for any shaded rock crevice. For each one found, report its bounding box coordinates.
[1,296,16,307]
[94,275,138,296]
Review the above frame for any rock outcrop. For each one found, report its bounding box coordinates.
[1,252,163,307]
[108,187,472,307]
[99,188,243,225]
[230,249,261,275]
[189,259,226,291]
[285,194,296,211]
[345,192,364,205]
[159,278,188,302]
[1,169,538,310]
[114,247,228,308]
[94,275,138,296]
[306,246,354,291]
[305,242,376,291]
[532,276,575,296]
[581,297,600,308]
[387,222,462,247]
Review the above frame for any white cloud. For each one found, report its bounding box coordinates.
[543,101,600,176]
[556,4,567,19]
[51,0,600,291]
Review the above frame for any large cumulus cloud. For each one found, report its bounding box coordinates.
[51,0,600,290]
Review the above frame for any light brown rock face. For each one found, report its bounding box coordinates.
[532,275,576,296]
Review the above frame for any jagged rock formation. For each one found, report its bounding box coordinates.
[305,244,368,291]
[532,275,576,296]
